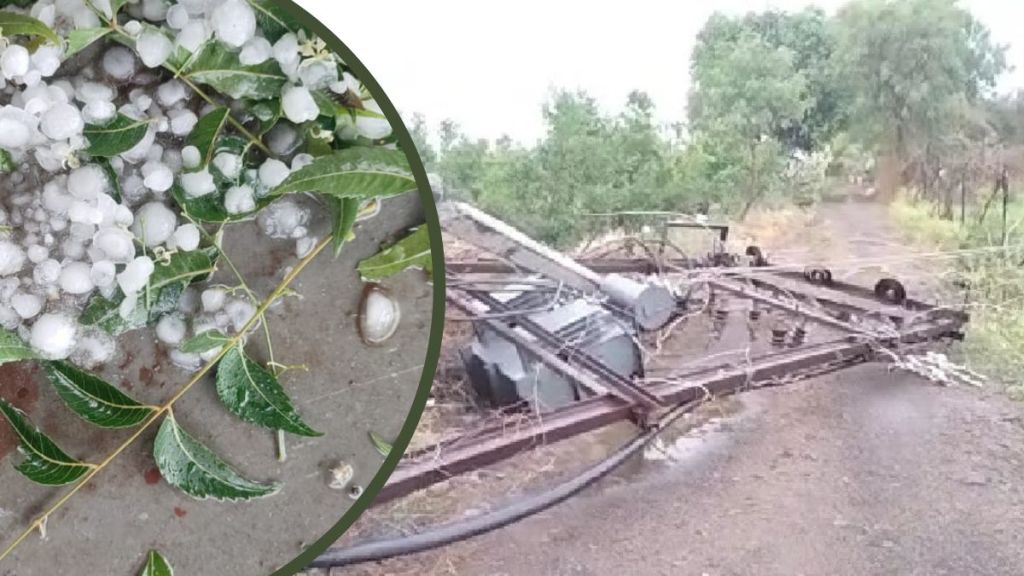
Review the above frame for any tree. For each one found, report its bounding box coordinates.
[406,112,436,169]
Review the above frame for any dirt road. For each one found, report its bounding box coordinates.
[327,202,1024,576]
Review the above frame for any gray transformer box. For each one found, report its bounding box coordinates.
[461,297,642,411]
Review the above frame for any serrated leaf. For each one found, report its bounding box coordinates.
[329,197,359,256]
[186,106,230,167]
[154,413,280,501]
[0,327,37,364]
[149,249,215,290]
[84,114,149,157]
[65,27,110,59]
[79,289,147,335]
[0,149,13,173]
[271,147,415,201]
[179,329,229,354]
[247,0,305,42]
[215,346,321,437]
[181,42,287,100]
[368,431,392,458]
[357,226,432,281]
[139,550,173,576]
[0,399,91,485]
[0,11,59,43]
[97,158,122,203]
[249,98,282,135]
[44,361,156,428]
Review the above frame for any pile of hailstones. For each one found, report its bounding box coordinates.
[0,0,390,370]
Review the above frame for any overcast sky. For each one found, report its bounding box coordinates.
[298,0,1024,145]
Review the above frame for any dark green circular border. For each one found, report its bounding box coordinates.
[265,2,445,575]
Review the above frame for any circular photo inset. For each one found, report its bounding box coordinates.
[0,1,440,574]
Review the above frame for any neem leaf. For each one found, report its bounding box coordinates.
[329,197,359,257]
[80,289,146,335]
[172,184,275,223]
[215,346,322,437]
[186,106,230,166]
[154,413,280,501]
[65,27,110,59]
[0,327,37,364]
[181,42,287,100]
[270,147,415,200]
[139,550,173,576]
[179,329,229,354]
[0,399,91,485]
[149,249,215,291]
[44,361,156,428]
[0,11,59,43]
[368,431,392,458]
[247,0,304,42]
[357,226,432,281]
[0,149,14,173]
[97,158,122,203]
[84,114,149,157]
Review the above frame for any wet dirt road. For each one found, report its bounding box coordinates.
[328,201,1024,576]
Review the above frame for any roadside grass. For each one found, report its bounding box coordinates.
[890,195,1024,394]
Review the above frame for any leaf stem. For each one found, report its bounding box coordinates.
[0,236,332,563]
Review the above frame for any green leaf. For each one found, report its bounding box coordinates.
[250,98,282,135]
[65,27,110,59]
[186,106,230,167]
[172,184,275,223]
[84,114,149,157]
[271,147,415,200]
[357,226,432,281]
[0,149,13,173]
[247,0,305,42]
[149,249,215,291]
[179,329,230,354]
[97,158,122,203]
[0,327,37,365]
[139,550,173,576]
[79,289,147,335]
[215,346,321,437]
[330,197,360,256]
[0,399,91,485]
[0,11,59,44]
[44,361,156,428]
[368,431,392,458]
[181,42,287,100]
[153,413,280,501]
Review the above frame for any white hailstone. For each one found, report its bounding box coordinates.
[0,278,18,301]
[120,126,156,164]
[169,109,198,136]
[117,256,154,294]
[258,158,290,188]
[102,47,137,80]
[0,242,25,275]
[211,0,256,48]
[114,205,133,227]
[156,314,186,344]
[93,228,136,263]
[71,6,100,28]
[132,202,177,246]
[59,261,94,295]
[297,59,338,89]
[291,153,314,171]
[175,21,210,53]
[272,33,299,72]
[257,199,309,239]
[118,290,137,319]
[82,99,116,124]
[63,240,86,260]
[71,330,115,368]
[212,152,242,179]
[32,3,57,26]
[141,0,169,21]
[129,88,153,111]
[165,4,189,28]
[224,185,255,215]
[67,164,108,200]
[281,85,318,123]
[180,169,216,198]
[142,161,173,192]
[30,45,61,78]
[136,29,173,68]
[26,245,48,264]
[169,223,200,251]
[201,288,225,312]
[68,200,100,224]
[10,293,42,319]
[177,286,198,314]
[169,348,202,371]
[1,45,29,79]
[30,313,77,360]
[180,145,201,169]
[90,260,116,287]
[122,20,143,37]
[41,102,84,140]
[69,222,96,242]
[0,107,34,149]
[296,236,317,258]
[239,37,272,65]
[225,299,256,331]
[94,193,120,227]
[34,259,61,285]
[156,80,186,107]
[77,81,115,103]
[265,123,299,156]
[355,99,393,140]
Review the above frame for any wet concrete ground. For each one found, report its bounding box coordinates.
[0,193,433,576]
